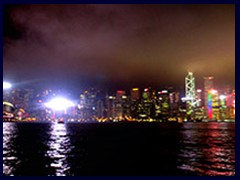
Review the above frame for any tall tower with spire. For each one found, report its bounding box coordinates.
[185,72,196,106]
[184,72,197,120]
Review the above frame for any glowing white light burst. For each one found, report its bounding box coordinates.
[45,97,75,111]
[3,82,12,90]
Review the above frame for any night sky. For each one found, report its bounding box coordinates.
[3,4,235,92]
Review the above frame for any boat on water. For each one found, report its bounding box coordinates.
[53,117,66,124]
[58,120,65,124]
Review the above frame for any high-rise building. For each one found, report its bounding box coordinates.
[106,95,116,119]
[96,100,104,118]
[207,89,219,120]
[158,90,170,121]
[130,88,140,102]
[115,90,130,120]
[219,94,227,120]
[130,88,141,118]
[196,89,202,107]
[185,72,196,105]
[169,91,180,117]
[116,90,125,100]
[204,76,214,116]
[226,90,235,119]
[185,72,197,120]
[141,88,152,118]
[78,89,98,119]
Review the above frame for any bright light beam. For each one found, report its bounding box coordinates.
[45,97,75,111]
[3,82,12,90]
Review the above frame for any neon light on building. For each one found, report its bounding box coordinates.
[208,93,212,119]
[204,76,214,117]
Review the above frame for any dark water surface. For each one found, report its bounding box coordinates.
[3,122,235,176]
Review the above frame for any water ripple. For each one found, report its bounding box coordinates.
[177,122,235,176]
[45,123,73,176]
[3,122,235,176]
[3,123,19,176]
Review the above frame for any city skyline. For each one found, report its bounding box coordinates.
[3,74,235,124]
[3,4,235,91]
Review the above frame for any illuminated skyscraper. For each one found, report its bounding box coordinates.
[158,90,170,121]
[115,90,125,119]
[106,95,116,119]
[141,88,152,118]
[219,94,227,120]
[130,88,140,118]
[226,90,235,119]
[96,100,104,118]
[142,88,151,101]
[185,72,197,120]
[204,76,214,116]
[196,89,202,107]
[207,89,219,120]
[169,91,180,117]
[185,72,196,106]
[116,90,126,100]
[130,88,140,102]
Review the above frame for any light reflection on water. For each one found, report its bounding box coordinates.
[177,122,235,176]
[3,123,19,176]
[45,123,73,176]
[2,122,235,176]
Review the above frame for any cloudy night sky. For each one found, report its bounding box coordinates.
[3,4,235,92]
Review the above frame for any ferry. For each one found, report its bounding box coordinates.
[58,118,65,124]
